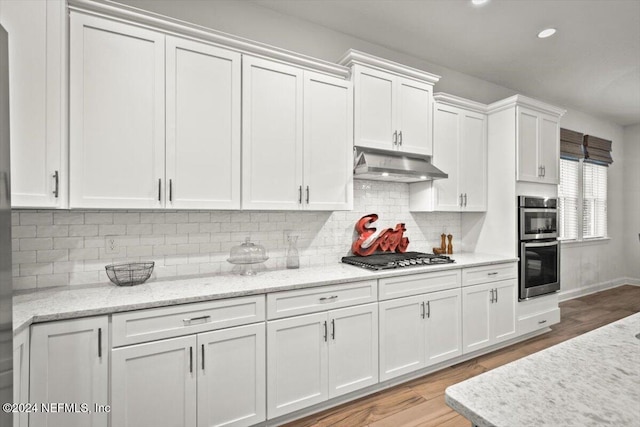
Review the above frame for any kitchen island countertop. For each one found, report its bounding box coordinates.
[13,252,516,335]
[445,312,640,427]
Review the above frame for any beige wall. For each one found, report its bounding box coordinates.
[623,124,640,281]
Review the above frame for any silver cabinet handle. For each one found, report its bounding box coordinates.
[543,165,546,177]
[183,315,211,325]
[189,346,193,373]
[398,130,403,146]
[319,295,338,302]
[459,193,463,207]
[538,165,542,177]
[201,344,205,370]
[420,301,425,319]
[495,288,498,303]
[488,272,498,276]
[169,179,173,202]
[158,178,162,201]
[490,289,495,303]
[538,319,547,325]
[52,171,59,198]
[306,186,310,204]
[298,185,302,204]
[323,321,328,342]
[331,319,335,340]
[393,130,398,145]
[463,193,467,207]
[426,301,431,318]
[98,327,102,358]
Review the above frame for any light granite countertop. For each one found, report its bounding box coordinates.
[446,312,640,427]
[13,252,517,335]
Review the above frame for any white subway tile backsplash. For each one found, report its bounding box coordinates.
[20,238,53,251]
[11,180,461,289]
[20,212,53,225]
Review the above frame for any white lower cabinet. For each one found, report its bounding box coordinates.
[267,304,378,418]
[13,329,29,427]
[112,336,197,427]
[379,288,461,381]
[462,279,517,354]
[29,317,109,427]
[111,323,265,427]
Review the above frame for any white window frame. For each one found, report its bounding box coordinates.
[558,158,608,242]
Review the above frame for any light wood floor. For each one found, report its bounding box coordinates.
[283,285,640,427]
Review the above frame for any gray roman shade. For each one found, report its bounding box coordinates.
[560,128,584,160]
[583,135,613,166]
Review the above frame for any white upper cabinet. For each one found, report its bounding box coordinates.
[303,72,353,211]
[511,99,563,184]
[70,13,165,209]
[396,77,433,155]
[0,0,66,208]
[70,14,244,209]
[243,56,352,210]
[410,94,487,212]
[165,36,241,210]
[242,56,304,210]
[341,50,439,157]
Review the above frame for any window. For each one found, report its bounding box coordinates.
[558,159,608,241]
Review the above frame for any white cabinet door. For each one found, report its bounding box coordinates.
[462,283,493,354]
[354,66,395,151]
[197,323,266,427]
[30,317,108,427]
[70,14,165,208]
[303,71,353,211]
[12,329,29,427]
[111,336,197,427]
[166,36,241,210]
[0,0,65,208]
[327,304,378,398]
[432,103,461,211]
[397,77,432,156]
[516,107,540,183]
[539,114,560,184]
[492,279,518,344]
[267,312,328,418]
[242,56,303,210]
[378,295,425,381]
[424,288,462,366]
[459,110,487,211]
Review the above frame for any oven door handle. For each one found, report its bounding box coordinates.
[523,240,558,248]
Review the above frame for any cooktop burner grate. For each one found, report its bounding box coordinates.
[341,251,455,270]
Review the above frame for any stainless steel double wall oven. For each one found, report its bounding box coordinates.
[518,196,560,300]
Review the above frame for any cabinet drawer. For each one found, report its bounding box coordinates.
[378,269,461,301]
[518,307,560,335]
[267,280,377,320]
[462,263,517,287]
[112,295,265,347]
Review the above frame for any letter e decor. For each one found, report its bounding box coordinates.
[352,214,409,256]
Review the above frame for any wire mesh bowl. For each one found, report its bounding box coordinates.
[105,262,154,286]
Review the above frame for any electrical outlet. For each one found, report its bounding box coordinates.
[105,236,119,255]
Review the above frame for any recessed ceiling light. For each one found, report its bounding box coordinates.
[420,176,427,180]
[471,0,489,5]
[538,28,557,38]
[381,172,389,177]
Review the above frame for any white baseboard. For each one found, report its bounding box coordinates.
[558,277,640,302]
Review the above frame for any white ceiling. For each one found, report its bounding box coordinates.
[252,0,640,127]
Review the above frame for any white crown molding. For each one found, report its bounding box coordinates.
[487,94,566,117]
[67,0,350,79]
[433,93,488,113]
[338,49,440,85]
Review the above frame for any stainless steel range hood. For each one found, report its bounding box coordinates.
[353,147,448,183]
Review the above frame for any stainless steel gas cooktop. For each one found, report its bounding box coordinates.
[341,251,455,271]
